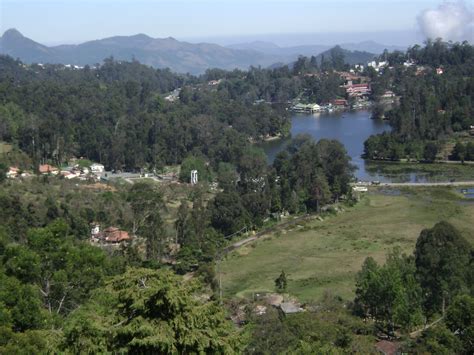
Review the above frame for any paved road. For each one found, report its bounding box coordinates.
[369,181,474,187]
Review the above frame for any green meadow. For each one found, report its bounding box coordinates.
[220,187,474,302]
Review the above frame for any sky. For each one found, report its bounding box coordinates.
[0,0,472,46]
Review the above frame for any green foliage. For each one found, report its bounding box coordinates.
[273,135,354,212]
[274,270,288,293]
[245,305,375,354]
[445,295,474,354]
[128,181,165,259]
[415,324,463,355]
[62,268,242,353]
[354,249,423,333]
[415,221,472,314]
[364,41,474,161]
[0,163,6,183]
[179,155,210,183]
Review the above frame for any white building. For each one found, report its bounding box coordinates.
[90,163,105,173]
[190,170,198,185]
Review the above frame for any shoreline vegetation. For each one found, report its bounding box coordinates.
[364,160,474,182]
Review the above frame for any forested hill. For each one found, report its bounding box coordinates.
[0,55,290,171]
[315,45,375,66]
[364,40,474,161]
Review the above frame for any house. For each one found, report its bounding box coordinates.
[103,227,131,243]
[279,301,304,315]
[331,99,348,107]
[90,224,131,244]
[291,103,321,113]
[381,90,395,99]
[208,79,222,86]
[90,163,105,173]
[367,60,388,72]
[6,167,19,178]
[436,67,444,75]
[60,170,80,180]
[39,164,59,175]
[345,83,371,97]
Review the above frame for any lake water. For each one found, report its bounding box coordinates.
[262,110,474,183]
[261,110,393,181]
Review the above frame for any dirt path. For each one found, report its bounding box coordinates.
[223,214,318,255]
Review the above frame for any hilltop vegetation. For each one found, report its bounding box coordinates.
[364,40,474,161]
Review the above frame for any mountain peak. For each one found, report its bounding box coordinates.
[2,28,24,39]
[130,33,152,40]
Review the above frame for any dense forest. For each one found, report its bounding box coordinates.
[0,55,290,171]
[1,41,474,353]
[364,40,474,161]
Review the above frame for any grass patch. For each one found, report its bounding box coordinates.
[220,187,474,302]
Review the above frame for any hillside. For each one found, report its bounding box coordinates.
[0,29,270,74]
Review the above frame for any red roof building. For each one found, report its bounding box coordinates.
[39,164,59,175]
[103,227,131,243]
[345,83,371,97]
[331,99,348,107]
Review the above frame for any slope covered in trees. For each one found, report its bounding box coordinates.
[364,40,474,161]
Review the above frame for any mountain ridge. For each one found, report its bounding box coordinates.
[1,29,382,74]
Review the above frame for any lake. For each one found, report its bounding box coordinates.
[261,110,474,183]
[261,110,392,181]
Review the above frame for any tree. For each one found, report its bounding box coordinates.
[445,295,474,354]
[128,182,165,260]
[275,271,288,293]
[451,142,467,162]
[415,221,472,314]
[62,268,242,353]
[0,163,7,183]
[423,142,438,162]
[210,191,250,236]
[179,155,210,183]
[354,250,423,333]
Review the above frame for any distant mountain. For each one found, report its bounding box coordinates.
[0,29,53,63]
[339,40,406,54]
[227,40,404,58]
[0,29,274,74]
[0,29,390,74]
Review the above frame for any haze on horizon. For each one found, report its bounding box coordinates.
[1,0,473,47]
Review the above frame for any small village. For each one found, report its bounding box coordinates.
[288,59,443,114]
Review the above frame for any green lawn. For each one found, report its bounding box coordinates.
[220,187,474,302]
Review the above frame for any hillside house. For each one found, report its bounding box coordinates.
[345,83,371,97]
[90,223,131,244]
[6,167,19,178]
[39,164,59,175]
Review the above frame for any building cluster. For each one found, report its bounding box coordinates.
[5,161,107,181]
[38,162,105,181]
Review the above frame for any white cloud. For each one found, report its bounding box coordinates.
[418,1,473,41]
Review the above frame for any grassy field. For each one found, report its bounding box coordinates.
[220,186,474,302]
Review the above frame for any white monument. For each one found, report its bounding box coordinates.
[190,170,198,185]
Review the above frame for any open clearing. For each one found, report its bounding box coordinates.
[220,186,474,302]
